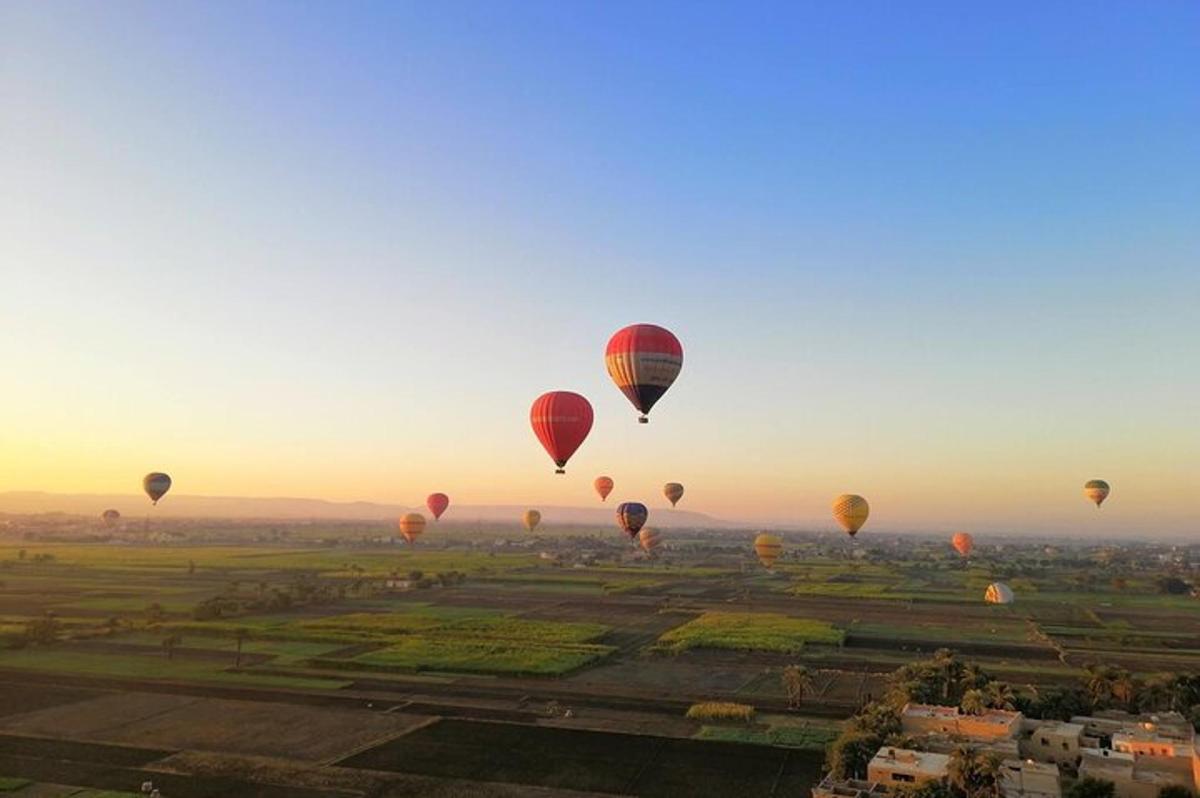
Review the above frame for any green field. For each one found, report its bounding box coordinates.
[656,612,845,654]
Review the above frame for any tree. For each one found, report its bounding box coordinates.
[1085,664,1118,708]
[24,613,60,645]
[1029,684,1093,721]
[234,628,249,668]
[949,747,1004,798]
[962,689,987,716]
[1066,777,1115,798]
[895,782,957,798]
[983,681,1016,710]
[827,730,881,780]
[1157,787,1193,798]
[782,665,814,709]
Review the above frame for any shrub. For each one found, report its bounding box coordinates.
[685,702,755,722]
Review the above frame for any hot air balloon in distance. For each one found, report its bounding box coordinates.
[594,476,614,502]
[1083,479,1110,507]
[832,494,869,537]
[523,509,542,532]
[399,513,426,544]
[605,323,683,423]
[639,527,662,555]
[754,533,783,569]
[426,493,449,521]
[616,502,648,539]
[530,391,594,474]
[951,532,974,558]
[101,509,121,528]
[663,482,684,507]
[143,473,171,505]
[984,582,1014,605]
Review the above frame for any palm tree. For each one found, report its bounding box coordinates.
[782,665,814,709]
[948,745,979,798]
[959,664,990,692]
[1111,669,1137,709]
[162,633,182,661]
[962,689,987,716]
[234,628,249,668]
[984,681,1016,710]
[932,649,960,701]
[1085,664,1118,708]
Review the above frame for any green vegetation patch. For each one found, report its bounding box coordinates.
[0,778,32,792]
[657,612,843,654]
[338,636,614,676]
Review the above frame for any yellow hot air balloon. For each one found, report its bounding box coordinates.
[399,513,426,544]
[951,532,974,558]
[832,494,869,537]
[663,482,684,507]
[1083,479,1110,507]
[523,509,542,532]
[638,527,662,554]
[984,582,1014,605]
[754,532,783,569]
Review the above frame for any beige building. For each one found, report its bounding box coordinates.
[868,747,951,788]
[1070,712,1200,798]
[812,776,890,798]
[1021,721,1084,765]
[902,703,1023,741]
[999,759,1062,798]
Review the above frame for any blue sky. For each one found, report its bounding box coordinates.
[2,2,1197,535]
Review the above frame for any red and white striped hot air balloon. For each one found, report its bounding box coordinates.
[604,324,683,423]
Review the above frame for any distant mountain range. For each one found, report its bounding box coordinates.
[0,491,739,528]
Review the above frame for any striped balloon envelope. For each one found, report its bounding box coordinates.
[754,533,783,569]
[984,582,1014,605]
[1083,479,1110,507]
[605,324,683,423]
[615,502,648,538]
[399,513,426,544]
[522,509,542,532]
[638,527,662,555]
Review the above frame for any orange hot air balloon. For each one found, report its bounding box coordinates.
[639,527,662,555]
[523,509,542,532]
[605,324,683,423]
[426,493,450,521]
[951,532,974,558]
[594,476,614,502]
[143,473,172,505]
[530,391,594,474]
[101,509,121,528]
[1083,479,1110,507]
[663,482,684,507]
[832,494,869,537]
[399,513,426,544]
[754,533,783,569]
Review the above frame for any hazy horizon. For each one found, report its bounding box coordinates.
[3,2,1197,537]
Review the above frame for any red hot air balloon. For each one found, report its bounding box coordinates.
[605,324,683,423]
[530,391,594,474]
[594,476,614,502]
[426,493,449,521]
[616,502,648,539]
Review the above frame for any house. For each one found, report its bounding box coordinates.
[1070,712,1200,798]
[902,703,1023,741]
[867,747,951,787]
[998,759,1061,798]
[1021,721,1084,765]
[812,776,890,798]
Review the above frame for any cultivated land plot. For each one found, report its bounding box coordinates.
[654,611,844,654]
[339,718,825,797]
[0,691,432,761]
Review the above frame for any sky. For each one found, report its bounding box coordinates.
[1,1,1197,536]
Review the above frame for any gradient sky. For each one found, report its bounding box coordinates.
[2,2,1197,536]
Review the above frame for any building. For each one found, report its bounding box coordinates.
[812,776,890,798]
[902,703,1023,741]
[999,759,1061,798]
[1021,721,1084,766]
[867,747,951,788]
[1070,712,1200,798]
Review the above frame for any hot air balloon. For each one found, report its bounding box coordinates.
[523,509,542,532]
[399,513,426,544]
[101,509,121,528]
[1084,479,1110,507]
[832,494,869,537]
[594,476,614,502]
[754,533,783,569]
[143,473,171,505]
[639,527,662,555]
[663,482,684,507]
[616,502,648,539]
[604,324,683,423]
[951,532,974,558]
[984,582,1014,605]
[530,391,594,474]
[426,493,449,521]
